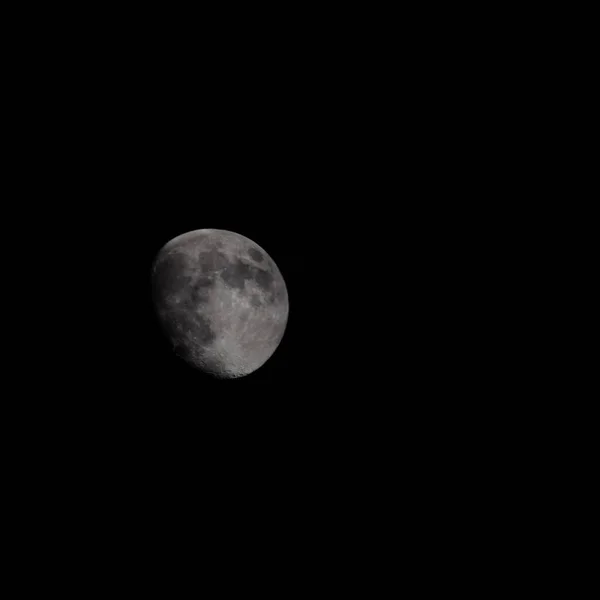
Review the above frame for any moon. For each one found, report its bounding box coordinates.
[151,229,289,378]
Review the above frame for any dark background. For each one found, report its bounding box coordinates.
[29,32,418,410]
[10,5,528,402]
[18,19,480,471]
[6,11,530,582]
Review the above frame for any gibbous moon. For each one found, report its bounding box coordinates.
[151,229,289,378]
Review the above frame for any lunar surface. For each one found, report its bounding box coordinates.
[151,229,289,378]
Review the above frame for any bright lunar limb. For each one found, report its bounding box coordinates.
[151,229,289,378]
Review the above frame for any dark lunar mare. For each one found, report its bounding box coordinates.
[189,275,214,306]
[267,284,285,304]
[250,294,262,307]
[220,260,256,290]
[198,248,230,273]
[152,249,218,359]
[160,308,216,352]
[254,268,274,291]
[215,253,276,294]
[188,312,216,345]
[248,248,263,262]
[152,253,192,307]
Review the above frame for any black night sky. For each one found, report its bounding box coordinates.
[41,60,450,437]
[9,11,516,584]
[20,21,471,464]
